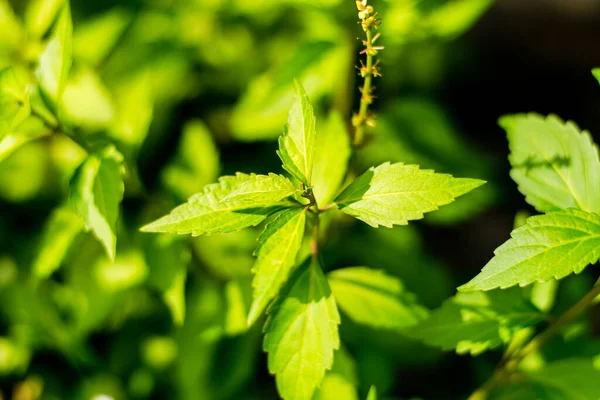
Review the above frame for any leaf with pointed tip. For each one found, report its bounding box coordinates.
[366,386,377,400]
[247,208,306,326]
[33,206,84,280]
[405,288,544,355]
[312,111,351,206]
[503,113,600,213]
[0,68,30,140]
[277,79,316,185]
[460,209,600,292]
[593,68,600,86]
[70,145,124,261]
[141,173,294,236]
[334,162,485,228]
[36,2,72,106]
[264,259,340,400]
[222,173,298,205]
[328,267,428,330]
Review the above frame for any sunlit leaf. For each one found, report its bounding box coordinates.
[141,173,297,236]
[109,70,153,148]
[264,259,340,400]
[162,120,220,200]
[0,1,23,51]
[36,2,72,106]
[61,67,114,130]
[366,386,377,400]
[277,79,316,185]
[221,173,298,205]
[312,111,351,206]
[328,267,428,330]
[73,8,132,66]
[33,206,84,280]
[314,346,359,400]
[70,145,125,261]
[247,208,307,326]
[0,68,30,141]
[406,288,545,355]
[24,0,64,38]
[460,209,600,291]
[334,162,485,228]
[503,113,600,213]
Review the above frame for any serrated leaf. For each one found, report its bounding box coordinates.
[33,206,84,279]
[312,111,351,206]
[0,68,30,140]
[264,259,340,400]
[247,208,307,326]
[525,358,600,400]
[277,79,316,185]
[141,173,294,236]
[334,162,485,228]
[503,113,600,213]
[405,288,544,355]
[459,209,600,291]
[36,2,72,106]
[328,267,428,330]
[70,145,125,261]
[222,173,298,205]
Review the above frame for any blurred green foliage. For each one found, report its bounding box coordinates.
[0,0,549,399]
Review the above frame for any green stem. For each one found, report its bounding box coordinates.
[467,277,600,400]
[308,191,320,260]
[353,28,374,147]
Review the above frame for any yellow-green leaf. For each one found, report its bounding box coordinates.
[247,208,307,326]
[264,259,340,400]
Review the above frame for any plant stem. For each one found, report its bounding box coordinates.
[354,29,374,147]
[467,277,600,400]
[308,191,320,259]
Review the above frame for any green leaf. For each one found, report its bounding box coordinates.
[312,111,351,206]
[425,0,493,38]
[33,206,84,280]
[593,68,600,86]
[247,208,307,326]
[141,173,294,236]
[0,68,30,140]
[221,173,298,205]
[406,288,544,355]
[334,162,485,228]
[525,358,600,400]
[366,386,377,400]
[70,145,125,261]
[314,346,359,400]
[0,117,47,165]
[328,267,428,330]
[0,1,23,51]
[109,70,153,148]
[73,8,132,66]
[459,209,600,291]
[223,277,252,336]
[502,113,600,213]
[162,120,220,200]
[61,67,114,130]
[144,234,190,325]
[264,259,340,400]
[36,2,72,106]
[277,79,317,186]
[24,0,63,38]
